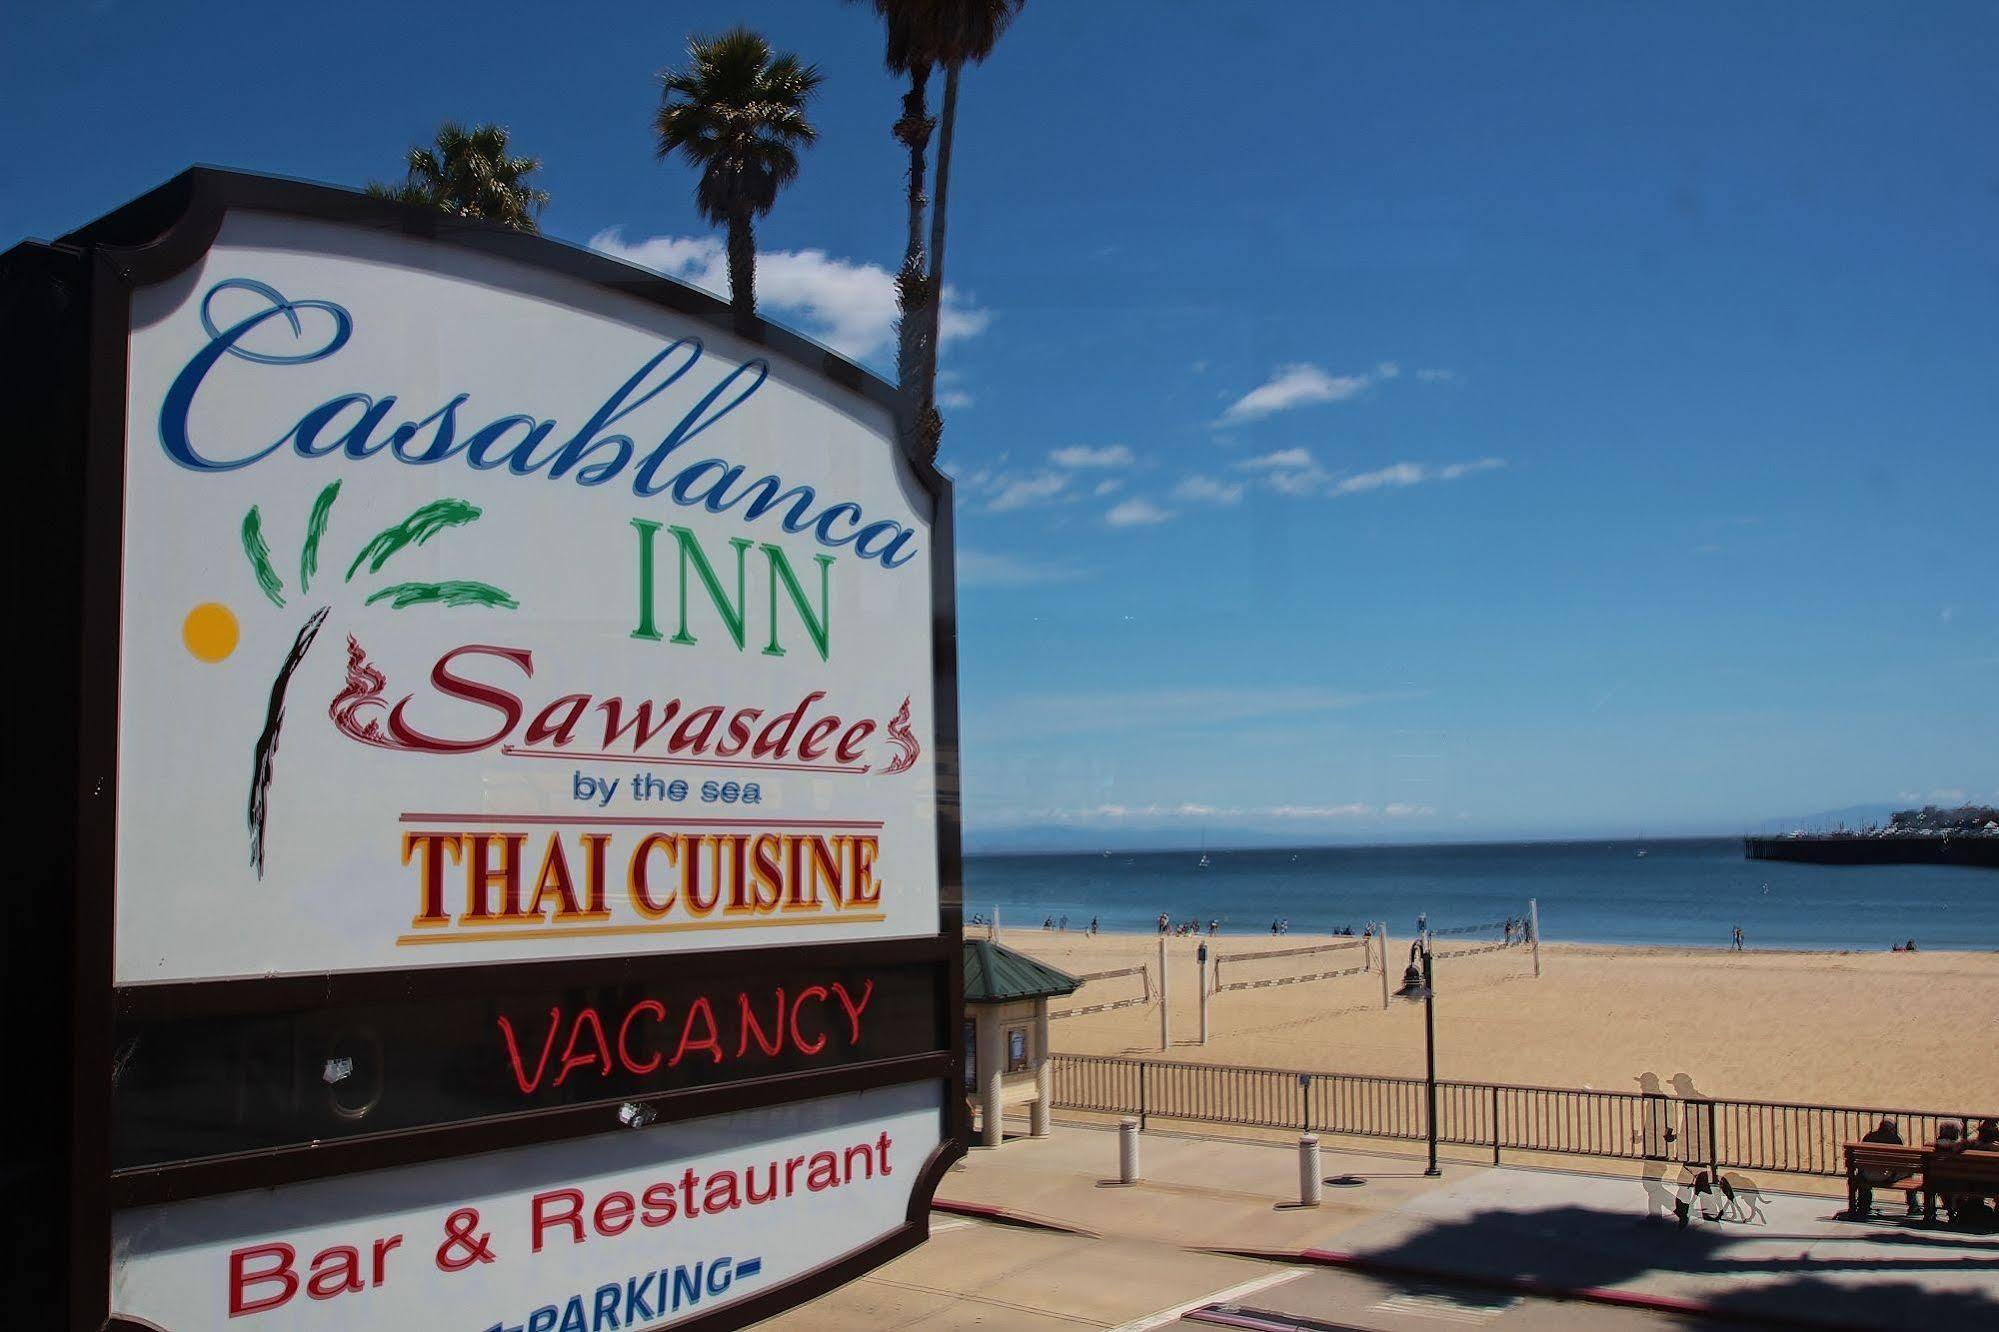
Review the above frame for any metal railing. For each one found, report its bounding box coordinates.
[1050,1052,1995,1178]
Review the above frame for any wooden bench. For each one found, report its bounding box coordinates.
[1843,1142,1925,1218]
[1923,1148,1999,1225]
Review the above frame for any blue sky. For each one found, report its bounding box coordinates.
[7,1,1996,845]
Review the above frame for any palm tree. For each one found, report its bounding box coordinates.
[856,2,1025,457]
[655,28,823,324]
[367,122,549,233]
[850,1,938,399]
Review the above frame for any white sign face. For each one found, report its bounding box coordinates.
[114,212,939,983]
[111,1082,941,1329]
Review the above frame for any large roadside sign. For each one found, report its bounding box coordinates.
[0,169,965,1331]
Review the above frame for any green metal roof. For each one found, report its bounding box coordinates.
[963,939,1081,1003]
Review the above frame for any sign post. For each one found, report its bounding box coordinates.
[4,168,965,1331]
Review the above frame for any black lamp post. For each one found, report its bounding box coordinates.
[1394,935,1441,1177]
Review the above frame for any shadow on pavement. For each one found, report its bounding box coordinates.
[1354,1202,1999,1329]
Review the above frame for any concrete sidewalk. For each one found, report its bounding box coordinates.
[921,1122,1999,1329]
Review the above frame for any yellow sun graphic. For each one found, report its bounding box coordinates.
[182,602,240,662]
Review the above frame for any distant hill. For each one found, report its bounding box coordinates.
[1750,803,1902,835]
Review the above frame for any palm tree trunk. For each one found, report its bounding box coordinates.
[727,209,757,324]
[895,66,934,402]
[901,65,932,266]
[916,61,961,458]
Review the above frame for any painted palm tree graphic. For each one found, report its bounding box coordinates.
[235,480,516,877]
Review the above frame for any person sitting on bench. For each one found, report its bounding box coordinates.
[1857,1118,1920,1217]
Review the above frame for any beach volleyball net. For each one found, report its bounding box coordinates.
[1050,964,1152,1020]
[1424,909,1537,964]
[1213,937,1375,992]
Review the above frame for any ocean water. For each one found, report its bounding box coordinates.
[963,838,1999,951]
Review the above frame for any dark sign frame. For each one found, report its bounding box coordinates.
[1,168,967,1332]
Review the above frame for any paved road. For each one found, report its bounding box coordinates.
[1164,1266,1698,1331]
[762,1216,1708,1330]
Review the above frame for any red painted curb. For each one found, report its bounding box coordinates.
[1209,1246,1861,1331]
[933,1197,1101,1238]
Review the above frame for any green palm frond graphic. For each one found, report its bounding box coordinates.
[236,484,516,879]
[345,498,484,581]
[366,580,519,610]
[299,480,341,594]
[241,506,286,608]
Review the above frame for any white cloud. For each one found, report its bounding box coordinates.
[1093,478,1124,497]
[956,549,1081,587]
[1436,457,1505,481]
[1050,444,1135,469]
[1331,457,1504,495]
[1105,497,1174,527]
[1269,468,1328,496]
[1172,475,1244,505]
[1415,368,1458,384]
[1230,450,1504,500]
[936,371,974,410]
[987,471,1070,512]
[1216,362,1371,425]
[1375,361,1401,380]
[588,227,990,364]
[1236,448,1319,471]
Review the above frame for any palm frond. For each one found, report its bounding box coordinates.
[365,580,519,610]
[299,480,341,594]
[345,498,483,581]
[241,506,285,608]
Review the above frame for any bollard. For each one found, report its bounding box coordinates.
[1119,1117,1141,1185]
[1298,1135,1323,1207]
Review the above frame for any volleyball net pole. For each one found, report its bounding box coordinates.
[1530,897,1541,976]
[1378,921,1392,1009]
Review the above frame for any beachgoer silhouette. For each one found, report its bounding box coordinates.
[1855,1116,1919,1218]
[1633,1073,1676,1222]
[1671,1073,1712,1147]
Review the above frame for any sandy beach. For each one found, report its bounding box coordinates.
[999,929,1999,1112]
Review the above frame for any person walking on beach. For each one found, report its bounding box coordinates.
[1207,919,1218,937]
[1730,925,1743,951]
[1088,916,1099,937]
